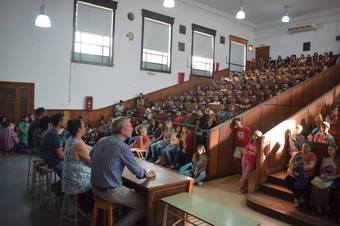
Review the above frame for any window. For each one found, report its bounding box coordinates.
[72,0,117,66]
[229,35,248,72]
[141,10,174,73]
[191,24,216,77]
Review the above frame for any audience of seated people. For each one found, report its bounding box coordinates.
[0,50,338,223]
[283,106,340,221]
[109,51,336,143]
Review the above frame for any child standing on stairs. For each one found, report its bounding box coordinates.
[239,130,262,194]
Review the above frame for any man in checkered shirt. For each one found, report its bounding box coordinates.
[0,120,19,155]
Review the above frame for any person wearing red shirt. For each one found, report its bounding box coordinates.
[232,118,250,173]
[173,111,185,124]
[166,126,193,169]
[239,130,262,193]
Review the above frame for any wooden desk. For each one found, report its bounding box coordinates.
[123,159,194,226]
[162,193,261,226]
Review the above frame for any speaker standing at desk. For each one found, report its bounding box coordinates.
[90,117,156,226]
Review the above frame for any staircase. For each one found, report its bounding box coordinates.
[247,171,339,226]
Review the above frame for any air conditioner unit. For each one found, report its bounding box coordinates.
[288,24,318,34]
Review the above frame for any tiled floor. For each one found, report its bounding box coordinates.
[0,154,291,226]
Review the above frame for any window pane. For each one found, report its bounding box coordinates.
[103,36,111,46]
[75,31,81,42]
[73,1,114,65]
[81,32,103,45]
[193,31,214,57]
[192,31,214,76]
[81,43,102,55]
[141,17,171,72]
[230,41,246,69]
[77,1,113,36]
[20,88,29,117]
[74,43,81,52]
[0,88,16,121]
[103,47,110,57]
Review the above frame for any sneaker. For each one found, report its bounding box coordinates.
[197,182,203,187]
[154,159,161,164]
[294,198,300,208]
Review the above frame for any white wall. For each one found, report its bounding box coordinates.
[254,9,340,59]
[0,0,255,109]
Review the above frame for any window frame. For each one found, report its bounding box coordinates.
[71,0,118,67]
[228,35,248,73]
[190,24,216,78]
[140,9,175,74]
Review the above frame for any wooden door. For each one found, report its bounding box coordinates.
[255,46,270,64]
[0,82,34,122]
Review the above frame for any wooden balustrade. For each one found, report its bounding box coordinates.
[206,64,340,179]
[254,82,340,190]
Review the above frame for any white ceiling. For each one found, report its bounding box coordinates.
[190,0,340,27]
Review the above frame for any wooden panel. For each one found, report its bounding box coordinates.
[264,96,277,105]
[321,89,335,116]
[277,89,292,106]
[291,85,304,107]
[255,46,270,63]
[217,121,234,176]
[290,106,301,115]
[241,105,262,133]
[229,35,248,45]
[313,75,325,98]
[207,129,220,178]
[0,82,34,122]
[277,106,291,123]
[261,105,277,133]
[335,84,340,101]
[293,109,310,131]
[308,98,323,123]
[302,79,314,106]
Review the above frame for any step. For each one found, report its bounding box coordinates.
[267,170,287,187]
[247,191,339,226]
[260,182,293,202]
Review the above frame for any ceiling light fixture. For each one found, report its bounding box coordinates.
[236,0,245,20]
[281,5,290,23]
[35,0,51,28]
[163,0,175,8]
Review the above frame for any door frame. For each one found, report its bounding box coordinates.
[255,46,270,64]
[0,82,34,122]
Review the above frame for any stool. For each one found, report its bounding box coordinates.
[131,148,147,160]
[91,198,122,226]
[26,150,42,189]
[39,166,58,211]
[31,159,45,200]
[59,193,84,226]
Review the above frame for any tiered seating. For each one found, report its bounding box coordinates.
[247,83,340,226]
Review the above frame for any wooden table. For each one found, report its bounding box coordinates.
[123,159,194,226]
[162,193,261,226]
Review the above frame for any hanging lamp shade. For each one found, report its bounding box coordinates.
[281,6,289,23]
[35,2,51,28]
[236,6,246,20]
[163,0,175,8]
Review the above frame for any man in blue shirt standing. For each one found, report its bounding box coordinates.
[91,117,155,226]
